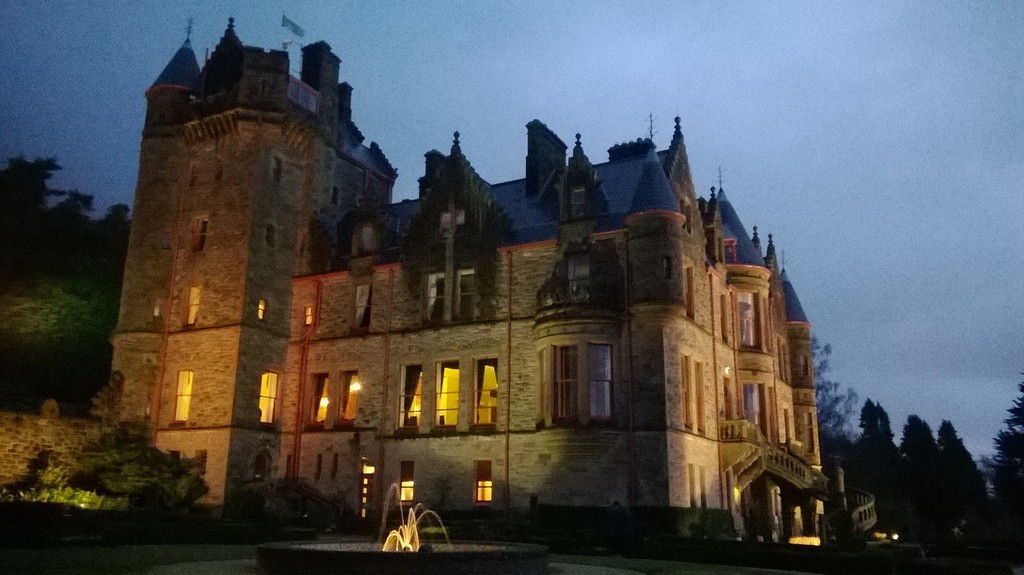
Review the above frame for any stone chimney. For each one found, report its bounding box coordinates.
[525,120,567,197]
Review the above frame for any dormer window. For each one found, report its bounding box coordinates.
[358,223,376,254]
[570,186,586,218]
[567,254,590,296]
[439,209,465,238]
[724,239,738,264]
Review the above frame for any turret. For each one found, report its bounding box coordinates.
[144,37,199,127]
[626,146,684,305]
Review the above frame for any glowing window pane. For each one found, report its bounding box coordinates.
[187,286,201,325]
[474,359,498,425]
[402,366,422,428]
[312,374,330,423]
[340,371,359,422]
[175,370,193,421]
[436,362,459,426]
[259,372,278,424]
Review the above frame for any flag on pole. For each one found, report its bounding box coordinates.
[282,14,305,37]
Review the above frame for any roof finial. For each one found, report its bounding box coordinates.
[453,131,460,146]
[186,17,194,41]
[228,16,235,30]
[718,166,724,191]
[752,225,759,242]
[674,116,681,134]
[647,113,657,140]
[575,133,582,148]
[709,185,716,200]
[451,130,461,155]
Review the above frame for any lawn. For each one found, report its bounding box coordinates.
[0,545,812,575]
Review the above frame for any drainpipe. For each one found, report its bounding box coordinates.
[376,267,395,518]
[709,269,725,509]
[504,250,513,518]
[291,279,322,478]
[624,233,636,507]
[152,159,192,440]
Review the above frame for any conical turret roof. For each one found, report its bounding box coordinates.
[151,39,199,91]
[717,188,763,266]
[629,149,679,214]
[781,269,810,323]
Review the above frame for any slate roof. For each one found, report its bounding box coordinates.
[152,39,200,90]
[781,269,810,324]
[716,188,763,266]
[629,149,679,214]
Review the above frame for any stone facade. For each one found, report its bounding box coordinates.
[0,408,102,485]
[111,21,825,540]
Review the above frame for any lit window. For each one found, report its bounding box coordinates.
[400,461,414,502]
[475,460,493,504]
[360,462,375,518]
[304,305,314,326]
[553,345,578,421]
[312,374,330,423]
[187,286,201,325]
[265,224,276,247]
[566,254,589,296]
[401,365,422,428]
[192,218,208,251]
[474,358,498,425]
[436,361,459,427]
[570,186,586,218]
[426,273,445,320]
[153,298,164,318]
[175,370,193,422]
[339,371,360,423]
[587,344,612,419]
[738,292,759,348]
[257,298,267,320]
[355,284,371,327]
[456,269,476,319]
[259,372,278,424]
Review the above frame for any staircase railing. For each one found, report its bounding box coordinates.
[719,419,822,492]
[846,486,877,532]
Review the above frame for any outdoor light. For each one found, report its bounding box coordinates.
[350,382,362,392]
[319,397,330,408]
[891,533,899,542]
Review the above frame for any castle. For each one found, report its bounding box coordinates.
[111,19,827,540]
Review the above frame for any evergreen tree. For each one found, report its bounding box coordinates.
[846,400,903,531]
[992,376,1024,521]
[900,415,949,535]
[936,420,988,530]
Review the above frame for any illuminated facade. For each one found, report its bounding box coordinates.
[111,21,827,540]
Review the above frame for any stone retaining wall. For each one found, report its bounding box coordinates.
[0,408,102,485]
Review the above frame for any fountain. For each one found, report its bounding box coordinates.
[256,485,548,575]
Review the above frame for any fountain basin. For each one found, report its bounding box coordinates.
[256,539,549,575]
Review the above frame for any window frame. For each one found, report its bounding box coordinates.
[401,365,423,429]
[474,358,499,426]
[553,345,579,423]
[587,344,613,420]
[474,460,493,505]
[339,370,360,424]
[174,370,194,422]
[435,360,460,427]
[259,371,278,424]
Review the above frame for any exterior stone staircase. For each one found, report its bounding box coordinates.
[720,419,823,493]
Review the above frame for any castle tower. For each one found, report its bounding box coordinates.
[110,20,393,506]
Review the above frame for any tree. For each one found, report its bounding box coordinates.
[992,376,1024,521]
[813,338,858,463]
[936,420,988,530]
[846,400,904,532]
[900,415,950,535]
[76,423,207,511]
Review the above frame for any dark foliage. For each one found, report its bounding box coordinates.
[0,157,129,411]
[992,377,1024,521]
[75,422,208,511]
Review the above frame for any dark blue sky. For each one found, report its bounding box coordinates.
[2,1,1021,457]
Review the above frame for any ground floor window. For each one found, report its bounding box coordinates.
[174,370,193,422]
[553,345,578,421]
[475,460,493,504]
[587,344,612,419]
[400,461,414,502]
